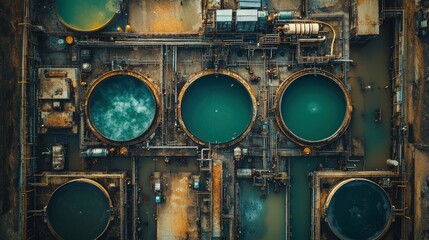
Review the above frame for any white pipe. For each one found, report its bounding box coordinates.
[201,147,210,159]
[147,145,199,149]
[298,35,326,43]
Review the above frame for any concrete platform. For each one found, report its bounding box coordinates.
[157,172,198,240]
[128,0,202,33]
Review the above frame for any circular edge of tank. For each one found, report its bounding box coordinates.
[273,68,353,146]
[52,0,119,32]
[177,69,258,148]
[45,178,113,240]
[84,70,162,146]
[322,178,393,240]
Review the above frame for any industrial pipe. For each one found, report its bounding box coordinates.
[280,19,336,57]
[298,35,326,43]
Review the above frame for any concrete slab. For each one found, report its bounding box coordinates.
[128,0,202,33]
[157,172,198,240]
[268,0,301,11]
[351,137,365,157]
[352,0,380,35]
[414,149,429,239]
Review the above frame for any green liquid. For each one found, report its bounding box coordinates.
[326,180,391,240]
[289,157,322,240]
[89,75,156,142]
[181,74,253,144]
[280,75,346,141]
[54,0,118,31]
[47,181,111,240]
[239,180,286,240]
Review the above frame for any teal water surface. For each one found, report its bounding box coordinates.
[240,180,286,240]
[181,74,253,144]
[54,0,118,31]
[289,157,322,240]
[326,180,391,240]
[47,181,111,240]
[280,75,346,141]
[89,75,155,142]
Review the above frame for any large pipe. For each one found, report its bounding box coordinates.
[18,0,30,238]
[298,35,326,43]
[282,23,320,35]
[279,19,336,57]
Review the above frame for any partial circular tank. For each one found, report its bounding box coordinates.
[274,69,352,146]
[324,178,393,240]
[85,70,161,145]
[46,179,113,240]
[178,69,257,147]
[53,0,119,32]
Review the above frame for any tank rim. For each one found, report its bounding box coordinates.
[177,69,258,148]
[84,70,162,146]
[45,178,113,240]
[274,68,353,146]
[53,0,119,32]
[323,178,393,240]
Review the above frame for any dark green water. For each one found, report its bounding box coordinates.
[289,157,322,240]
[326,180,391,240]
[240,180,286,240]
[349,21,393,170]
[54,0,118,31]
[280,75,346,141]
[88,75,155,142]
[181,74,253,144]
[47,181,111,240]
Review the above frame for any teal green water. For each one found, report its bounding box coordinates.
[89,75,155,142]
[289,157,322,240]
[47,181,111,240]
[181,74,253,144]
[280,75,346,141]
[54,0,118,31]
[327,180,391,240]
[240,180,286,240]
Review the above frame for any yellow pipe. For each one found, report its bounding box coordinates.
[310,20,336,57]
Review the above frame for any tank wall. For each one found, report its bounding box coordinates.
[274,69,353,146]
[84,70,162,145]
[177,69,258,147]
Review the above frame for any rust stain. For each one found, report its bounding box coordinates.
[212,162,222,236]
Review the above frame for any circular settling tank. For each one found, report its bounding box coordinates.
[46,179,113,240]
[324,178,393,240]
[53,0,119,32]
[178,70,257,147]
[274,69,352,146]
[85,70,161,145]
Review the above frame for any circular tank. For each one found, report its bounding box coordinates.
[46,179,113,240]
[85,70,161,145]
[178,69,257,147]
[324,178,393,240]
[274,69,352,146]
[53,0,119,32]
